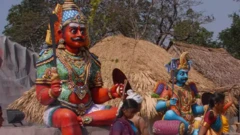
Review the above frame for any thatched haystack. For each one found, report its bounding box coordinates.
[8,35,218,124]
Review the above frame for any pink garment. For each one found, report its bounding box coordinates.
[109,118,135,135]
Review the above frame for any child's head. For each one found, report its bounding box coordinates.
[117,99,139,119]
[209,92,225,112]
[126,90,143,111]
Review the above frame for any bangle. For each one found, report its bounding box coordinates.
[108,89,113,99]
[82,116,92,125]
[48,89,56,99]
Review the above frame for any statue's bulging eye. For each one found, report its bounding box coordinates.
[71,29,77,34]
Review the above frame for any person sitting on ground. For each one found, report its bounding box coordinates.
[126,90,150,135]
[110,99,139,135]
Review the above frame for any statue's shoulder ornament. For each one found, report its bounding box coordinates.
[36,48,54,67]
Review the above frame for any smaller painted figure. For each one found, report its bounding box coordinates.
[152,52,204,135]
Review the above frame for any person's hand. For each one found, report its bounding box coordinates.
[110,84,126,98]
[169,98,178,106]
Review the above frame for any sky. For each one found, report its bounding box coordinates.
[0,0,239,40]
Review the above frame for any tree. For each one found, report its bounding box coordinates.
[218,13,240,59]
[150,0,214,46]
[3,0,50,51]
[4,0,214,51]
[173,16,217,47]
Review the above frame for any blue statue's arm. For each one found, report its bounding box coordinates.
[192,103,204,116]
[156,100,169,112]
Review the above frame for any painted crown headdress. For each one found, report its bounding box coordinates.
[45,0,87,46]
[165,52,192,73]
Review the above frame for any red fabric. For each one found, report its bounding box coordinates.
[110,118,135,135]
[203,110,217,126]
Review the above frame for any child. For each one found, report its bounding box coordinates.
[110,99,139,135]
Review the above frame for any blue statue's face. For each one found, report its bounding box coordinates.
[176,69,188,86]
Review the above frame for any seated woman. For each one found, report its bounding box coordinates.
[199,92,225,135]
[110,99,139,135]
[127,90,150,135]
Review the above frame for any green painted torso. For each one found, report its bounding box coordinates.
[36,48,103,103]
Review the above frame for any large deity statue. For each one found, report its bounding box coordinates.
[152,52,204,135]
[35,1,124,135]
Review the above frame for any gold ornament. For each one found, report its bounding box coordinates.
[58,38,65,49]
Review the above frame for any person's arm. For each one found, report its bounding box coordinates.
[110,121,123,135]
[138,117,150,135]
[198,126,208,135]
[199,111,216,135]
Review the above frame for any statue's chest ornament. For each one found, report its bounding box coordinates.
[73,84,89,100]
[176,87,192,106]
[57,50,91,100]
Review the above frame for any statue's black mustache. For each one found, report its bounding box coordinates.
[71,37,85,42]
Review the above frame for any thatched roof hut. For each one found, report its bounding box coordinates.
[9,36,231,124]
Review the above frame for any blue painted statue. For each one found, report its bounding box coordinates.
[152,52,204,135]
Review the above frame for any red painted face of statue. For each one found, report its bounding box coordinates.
[62,23,87,53]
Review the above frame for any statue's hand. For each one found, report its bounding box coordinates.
[77,116,92,126]
[110,84,125,98]
[169,98,178,106]
[77,116,83,126]
[48,67,62,98]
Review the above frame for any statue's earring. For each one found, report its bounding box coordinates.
[58,38,65,49]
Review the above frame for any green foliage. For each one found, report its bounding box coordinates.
[219,13,240,59]
[88,0,101,25]
[174,21,215,47]
[3,0,56,51]
[173,7,215,47]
